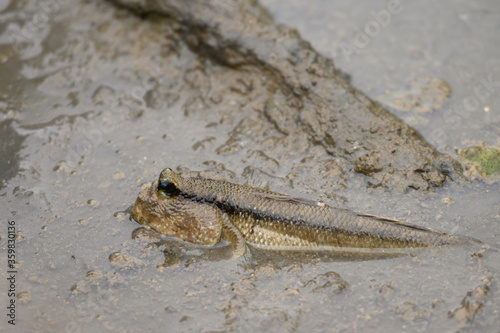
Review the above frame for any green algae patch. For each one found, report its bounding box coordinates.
[458,144,500,177]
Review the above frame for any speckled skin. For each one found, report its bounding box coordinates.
[132,168,464,256]
[132,181,223,246]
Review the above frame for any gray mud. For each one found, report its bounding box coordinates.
[109,0,461,192]
[0,0,499,332]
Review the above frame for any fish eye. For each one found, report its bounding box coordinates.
[158,179,178,195]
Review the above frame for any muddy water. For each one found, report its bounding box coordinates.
[0,0,499,332]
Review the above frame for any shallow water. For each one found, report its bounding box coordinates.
[0,0,499,332]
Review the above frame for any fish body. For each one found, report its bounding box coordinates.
[131,168,465,256]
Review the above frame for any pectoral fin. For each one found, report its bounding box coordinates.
[220,211,246,259]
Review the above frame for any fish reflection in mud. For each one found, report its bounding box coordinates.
[131,168,472,258]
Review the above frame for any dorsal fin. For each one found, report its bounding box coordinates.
[357,213,446,234]
[253,192,326,207]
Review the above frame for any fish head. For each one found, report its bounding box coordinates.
[131,176,222,246]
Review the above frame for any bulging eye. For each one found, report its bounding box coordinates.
[158,179,178,195]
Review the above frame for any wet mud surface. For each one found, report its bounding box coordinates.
[109,0,460,192]
[0,0,499,332]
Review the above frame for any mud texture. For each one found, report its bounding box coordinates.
[377,76,451,114]
[2,1,499,332]
[108,0,460,192]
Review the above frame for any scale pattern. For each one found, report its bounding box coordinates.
[131,168,464,250]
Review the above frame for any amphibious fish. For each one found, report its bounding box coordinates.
[131,168,467,257]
